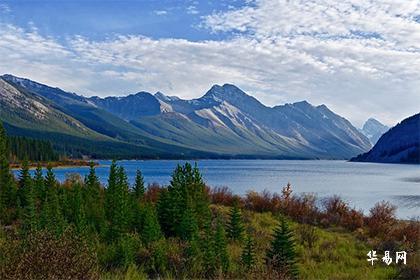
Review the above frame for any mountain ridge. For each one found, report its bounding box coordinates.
[1,74,371,159]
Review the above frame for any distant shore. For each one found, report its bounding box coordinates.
[10,159,98,170]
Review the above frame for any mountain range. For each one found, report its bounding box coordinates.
[351,113,420,164]
[0,74,372,159]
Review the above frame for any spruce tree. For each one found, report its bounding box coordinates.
[40,165,65,236]
[141,203,162,245]
[214,217,230,273]
[178,197,199,241]
[72,182,88,235]
[158,162,210,238]
[0,122,16,219]
[106,164,131,241]
[133,169,145,200]
[18,159,32,208]
[241,235,256,271]
[84,162,105,234]
[266,218,298,278]
[227,202,244,241]
[201,218,216,277]
[33,164,45,203]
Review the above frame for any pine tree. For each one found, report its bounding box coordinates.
[141,203,162,245]
[84,162,106,234]
[157,162,210,238]
[178,197,199,241]
[18,159,32,208]
[72,182,88,235]
[241,235,256,271]
[0,122,17,221]
[33,164,45,203]
[227,202,244,241]
[40,165,65,236]
[214,217,230,273]
[266,218,298,278]
[106,163,131,241]
[201,218,216,277]
[133,169,145,200]
[19,160,37,232]
[105,160,118,221]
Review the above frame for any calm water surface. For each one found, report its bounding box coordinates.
[23,160,420,219]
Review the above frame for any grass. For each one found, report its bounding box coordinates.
[213,204,397,280]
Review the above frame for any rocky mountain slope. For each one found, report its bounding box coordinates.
[1,74,372,159]
[360,118,389,145]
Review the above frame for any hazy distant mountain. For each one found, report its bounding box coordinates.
[1,74,372,159]
[360,118,389,144]
[351,114,420,163]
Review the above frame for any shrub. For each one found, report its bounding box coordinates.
[342,208,364,231]
[297,224,318,249]
[144,183,163,203]
[210,186,237,206]
[322,195,349,226]
[366,201,396,237]
[0,229,99,280]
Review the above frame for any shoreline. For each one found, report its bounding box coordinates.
[10,159,97,170]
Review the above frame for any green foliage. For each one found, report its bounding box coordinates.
[157,162,209,239]
[241,235,256,271]
[133,170,145,200]
[20,161,37,232]
[141,203,162,245]
[0,122,17,223]
[106,163,131,241]
[214,217,230,273]
[227,201,244,241]
[8,136,58,162]
[84,162,106,235]
[40,165,65,236]
[266,217,298,278]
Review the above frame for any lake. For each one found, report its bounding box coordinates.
[22,160,420,219]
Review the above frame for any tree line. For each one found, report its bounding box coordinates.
[7,135,59,162]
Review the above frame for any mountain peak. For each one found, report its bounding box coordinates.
[361,118,389,145]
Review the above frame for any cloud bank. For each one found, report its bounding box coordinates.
[1,0,419,126]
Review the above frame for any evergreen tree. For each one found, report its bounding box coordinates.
[141,203,162,245]
[157,162,210,238]
[201,218,216,277]
[241,235,256,271]
[84,162,106,234]
[33,164,45,203]
[227,202,244,241]
[18,160,37,232]
[18,159,32,208]
[40,165,65,236]
[0,122,16,220]
[71,182,88,234]
[106,163,131,241]
[266,218,298,278]
[133,169,145,200]
[178,197,199,241]
[214,217,230,273]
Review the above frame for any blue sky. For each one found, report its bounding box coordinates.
[1,0,419,126]
[1,0,243,40]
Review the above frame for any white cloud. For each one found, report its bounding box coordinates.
[1,0,420,127]
[154,10,168,16]
[186,5,199,15]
